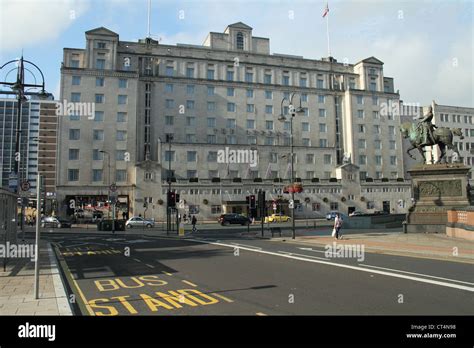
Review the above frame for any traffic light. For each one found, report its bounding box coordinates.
[245,196,250,206]
[250,195,256,209]
[168,191,176,207]
[175,194,180,204]
[258,190,266,215]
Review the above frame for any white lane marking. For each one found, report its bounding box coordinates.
[145,264,155,268]
[133,258,142,263]
[278,251,329,261]
[230,243,262,250]
[298,247,326,254]
[359,264,474,286]
[187,238,474,292]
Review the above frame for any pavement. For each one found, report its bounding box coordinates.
[274,230,474,264]
[0,240,72,315]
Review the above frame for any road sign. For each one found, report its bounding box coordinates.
[109,183,117,192]
[289,199,294,209]
[21,180,30,191]
[8,173,18,190]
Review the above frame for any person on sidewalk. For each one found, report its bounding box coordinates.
[191,215,197,233]
[334,213,343,240]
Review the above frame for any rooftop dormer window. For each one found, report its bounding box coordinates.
[236,32,244,50]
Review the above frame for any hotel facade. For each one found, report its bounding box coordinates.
[56,23,411,219]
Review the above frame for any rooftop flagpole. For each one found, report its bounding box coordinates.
[323,2,331,57]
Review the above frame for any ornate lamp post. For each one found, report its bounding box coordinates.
[279,93,305,239]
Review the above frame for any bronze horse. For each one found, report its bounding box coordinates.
[400,122,464,164]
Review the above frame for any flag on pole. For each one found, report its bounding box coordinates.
[322,2,329,18]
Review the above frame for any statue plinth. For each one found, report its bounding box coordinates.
[406,163,471,233]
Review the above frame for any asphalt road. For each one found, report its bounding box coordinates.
[36,230,474,316]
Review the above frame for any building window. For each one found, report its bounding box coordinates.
[374,140,381,149]
[226,70,234,81]
[69,149,79,160]
[319,123,327,133]
[358,139,366,149]
[306,154,314,164]
[211,205,222,214]
[390,156,397,165]
[227,103,236,112]
[302,138,310,146]
[165,66,174,76]
[247,119,255,129]
[264,73,272,84]
[117,112,127,122]
[186,134,196,143]
[282,75,290,86]
[246,104,255,113]
[186,67,194,78]
[265,90,273,99]
[227,119,236,129]
[247,136,257,145]
[94,111,104,122]
[68,169,79,182]
[330,202,339,210]
[359,125,366,133]
[236,32,244,50]
[116,131,127,141]
[302,122,310,132]
[356,95,363,104]
[357,110,364,119]
[93,130,104,141]
[95,94,104,103]
[207,102,215,111]
[208,151,218,162]
[119,79,127,88]
[187,85,195,95]
[227,87,235,97]
[207,117,216,128]
[186,100,195,110]
[72,76,81,85]
[265,120,274,130]
[207,86,214,96]
[319,109,326,117]
[92,169,103,182]
[95,77,104,87]
[373,111,379,119]
[207,69,214,79]
[265,105,273,114]
[70,59,79,68]
[96,59,105,69]
[116,150,126,161]
[165,99,174,109]
[186,117,196,127]
[324,154,332,164]
[92,149,103,160]
[207,135,216,144]
[245,72,253,82]
[71,93,81,102]
[375,155,382,165]
[359,155,367,165]
[118,95,127,105]
[246,89,254,98]
[319,139,327,147]
[187,151,197,162]
[116,170,127,182]
[69,129,80,140]
[164,151,175,162]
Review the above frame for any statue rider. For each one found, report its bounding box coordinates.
[415,105,437,147]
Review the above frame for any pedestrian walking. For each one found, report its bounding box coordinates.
[122,211,126,220]
[191,215,197,233]
[333,213,343,240]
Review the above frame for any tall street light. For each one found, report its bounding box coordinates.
[279,92,305,239]
[166,134,173,235]
[0,56,49,193]
[100,150,111,218]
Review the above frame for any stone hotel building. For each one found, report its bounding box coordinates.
[56,23,411,219]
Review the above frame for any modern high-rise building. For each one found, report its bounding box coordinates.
[57,23,411,219]
[401,101,474,182]
[0,96,58,198]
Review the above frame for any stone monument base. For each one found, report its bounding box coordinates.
[406,163,471,233]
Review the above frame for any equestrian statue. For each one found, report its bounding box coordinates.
[400,102,464,164]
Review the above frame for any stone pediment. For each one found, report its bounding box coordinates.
[338,163,360,173]
[358,56,384,65]
[226,22,253,30]
[85,27,119,37]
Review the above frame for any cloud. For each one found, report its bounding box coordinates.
[0,0,90,53]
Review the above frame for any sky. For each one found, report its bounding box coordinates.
[0,0,473,107]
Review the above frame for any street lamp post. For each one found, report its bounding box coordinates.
[279,93,305,240]
[100,150,111,219]
[166,134,173,235]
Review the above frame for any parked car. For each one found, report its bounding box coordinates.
[125,216,155,228]
[374,210,390,215]
[326,211,340,220]
[41,217,72,228]
[218,214,251,226]
[349,211,364,217]
[264,214,291,223]
[92,210,104,219]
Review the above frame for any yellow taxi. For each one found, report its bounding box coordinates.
[264,214,291,223]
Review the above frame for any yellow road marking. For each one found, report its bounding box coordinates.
[256,312,267,316]
[181,280,198,287]
[211,293,234,303]
[163,271,173,276]
[69,271,95,316]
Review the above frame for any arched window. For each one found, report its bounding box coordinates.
[236,32,244,50]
